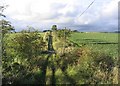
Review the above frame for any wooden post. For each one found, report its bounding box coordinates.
[48,31,54,51]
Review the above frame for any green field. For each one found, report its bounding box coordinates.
[70,32,118,58]
[70,32,118,43]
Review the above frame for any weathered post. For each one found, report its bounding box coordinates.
[48,31,54,51]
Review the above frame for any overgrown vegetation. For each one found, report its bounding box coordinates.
[1,24,119,85]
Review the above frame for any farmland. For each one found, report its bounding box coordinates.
[70,32,118,57]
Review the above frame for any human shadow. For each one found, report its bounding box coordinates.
[50,64,56,86]
[39,54,51,85]
[39,53,57,85]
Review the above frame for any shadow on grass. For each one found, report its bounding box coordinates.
[63,72,76,85]
[39,54,51,85]
[60,67,76,85]
[50,65,56,86]
[40,53,57,86]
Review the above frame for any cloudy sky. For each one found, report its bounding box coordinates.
[0,0,119,32]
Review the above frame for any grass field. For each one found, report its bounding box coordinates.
[69,32,118,58]
[70,32,118,43]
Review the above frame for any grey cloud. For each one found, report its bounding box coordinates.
[5,0,118,32]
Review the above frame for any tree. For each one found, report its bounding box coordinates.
[51,25,57,31]
[0,19,15,35]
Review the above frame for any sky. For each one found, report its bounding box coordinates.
[0,0,119,32]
